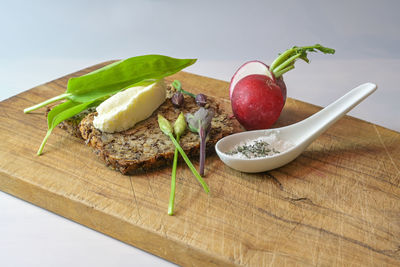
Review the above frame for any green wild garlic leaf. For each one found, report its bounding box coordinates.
[67,55,197,103]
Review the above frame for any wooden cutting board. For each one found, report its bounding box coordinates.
[1,62,399,266]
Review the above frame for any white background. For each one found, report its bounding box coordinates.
[1,1,399,266]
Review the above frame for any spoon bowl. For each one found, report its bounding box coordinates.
[215,83,377,173]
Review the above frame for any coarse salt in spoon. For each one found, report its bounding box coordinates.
[215,82,377,173]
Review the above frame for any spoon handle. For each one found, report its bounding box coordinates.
[295,82,377,146]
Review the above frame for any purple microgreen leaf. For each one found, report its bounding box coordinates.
[185,107,214,176]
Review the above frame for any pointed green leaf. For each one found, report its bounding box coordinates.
[67,55,197,103]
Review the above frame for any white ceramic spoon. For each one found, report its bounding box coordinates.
[215,82,377,173]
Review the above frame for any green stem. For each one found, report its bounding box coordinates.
[168,133,209,193]
[37,129,53,155]
[180,88,196,98]
[24,93,71,113]
[168,135,180,216]
[172,79,196,98]
[269,48,295,72]
[269,44,335,77]
[274,65,295,78]
[272,53,301,74]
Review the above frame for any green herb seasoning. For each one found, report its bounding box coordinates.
[229,140,280,158]
[226,133,293,159]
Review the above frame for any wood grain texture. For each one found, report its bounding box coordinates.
[1,62,399,266]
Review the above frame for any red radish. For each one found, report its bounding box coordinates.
[230,44,335,130]
[229,61,287,102]
[232,74,284,130]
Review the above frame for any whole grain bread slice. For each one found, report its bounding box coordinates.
[78,92,235,174]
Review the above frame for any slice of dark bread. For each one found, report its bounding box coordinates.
[52,107,96,138]
[78,92,235,174]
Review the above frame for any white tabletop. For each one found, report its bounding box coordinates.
[1,1,399,266]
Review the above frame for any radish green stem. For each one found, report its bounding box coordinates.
[274,65,295,78]
[168,135,180,216]
[272,54,301,74]
[269,44,335,78]
[168,133,209,193]
[269,48,295,71]
[24,93,71,113]
[271,45,325,70]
